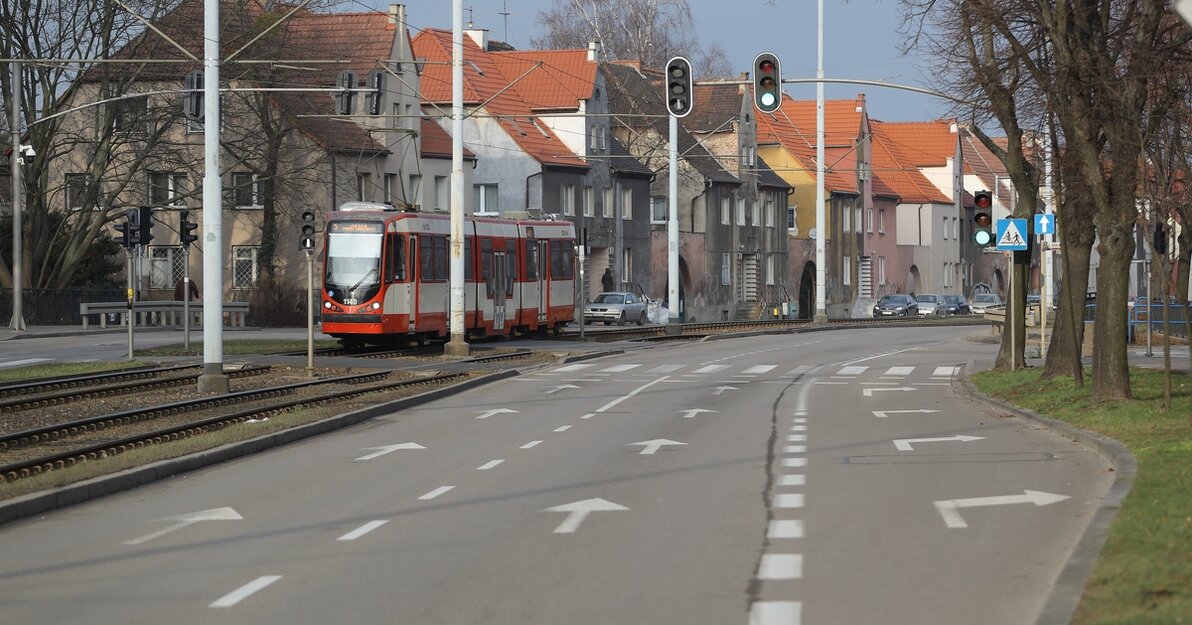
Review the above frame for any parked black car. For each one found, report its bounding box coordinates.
[872,294,918,317]
[943,295,971,315]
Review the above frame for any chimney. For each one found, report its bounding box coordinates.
[388,4,404,30]
[587,40,602,62]
[465,28,489,50]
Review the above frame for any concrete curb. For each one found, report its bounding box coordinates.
[959,366,1137,625]
[0,369,519,527]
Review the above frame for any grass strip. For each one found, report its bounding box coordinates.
[971,367,1191,625]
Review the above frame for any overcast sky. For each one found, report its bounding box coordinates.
[360,0,952,123]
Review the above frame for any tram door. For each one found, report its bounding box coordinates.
[491,251,507,331]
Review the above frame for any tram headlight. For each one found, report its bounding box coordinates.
[370,302,381,311]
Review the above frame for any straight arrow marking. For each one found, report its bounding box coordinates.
[545,384,580,395]
[355,442,426,461]
[713,385,740,395]
[872,409,941,418]
[545,498,629,534]
[934,490,1070,528]
[680,408,717,419]
[628,439,686,455]
[893,435,985,451]
[863,386,917,397]
[125,507,243,545]
[475,408,518,420]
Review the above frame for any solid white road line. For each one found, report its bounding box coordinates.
[337,520,388,541]
[757,554,803,580]
[476,459,504,470]
[749,601,802,625]
[418,486,455,500]
[210,576,282,608]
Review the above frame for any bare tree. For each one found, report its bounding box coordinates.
[534,0,731,76]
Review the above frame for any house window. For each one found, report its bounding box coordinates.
[112,96,148,134]
[737,197,746,225]
[357,173,372,202]
[64,173,91,211]
[232,173,260,208]
[384,174,397,204]
[434,175,448,210]
[944,262,953,288]
[149,171,187,207]
[621,187,632,220]
[855,207,862,233]
[953,217,959,241]
[651,196,666,223]
[765,193,775,228]
[149,246,185,289]
[766,255,775,285]
[788,203,797,231]
[842,205,851,232]
[843,256,852,286]
[721,253,731,285]
[622,247,632,283]
[603,187,614,218]
[404,103,416,131]
[474,183,499,214]
[721,195,731,225]
[232,246,259,289]
[866,207,874,233]
[391,103,402,129]
[561,184,576,216]
[408,174,422,208]
[751,198,760,226]
[583,186,594,217]
[878,256,887,285]
[943,216,950,240]
[879,208,886,233]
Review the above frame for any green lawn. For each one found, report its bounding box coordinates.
[972,367,1191,625]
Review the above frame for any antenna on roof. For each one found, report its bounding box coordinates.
[500,0,511,42]
[466,6,475,28]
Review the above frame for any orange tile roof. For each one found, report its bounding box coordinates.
[870,120,958,168]
[412,29,589,169]
[492,49,597,111]
[420,118,475,159]
[870,122,951,203]
[755,94,860,193]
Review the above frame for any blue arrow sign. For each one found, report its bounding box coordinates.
[1033,213,1055,236]
[996,219,1029,251]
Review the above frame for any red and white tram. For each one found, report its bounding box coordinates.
[319,202,576,346]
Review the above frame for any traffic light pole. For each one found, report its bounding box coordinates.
[667,114,680,330]
[126,248,135,361]
[306,250,315,374]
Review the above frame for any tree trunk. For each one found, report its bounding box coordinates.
[996,251,1030,370]
[1044,228,1093,382]
[1091,221,1134,400]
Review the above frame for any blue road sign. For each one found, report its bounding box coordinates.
[1034,213,1055,236]
[996,218,1029,251]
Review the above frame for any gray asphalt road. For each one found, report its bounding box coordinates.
[0,326,1113,624]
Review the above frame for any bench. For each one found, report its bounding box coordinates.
[984,305,1041,334]
[79,301,250,329]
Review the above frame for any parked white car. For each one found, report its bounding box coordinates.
[583,292,649,325]
[914,294,946,316]
[970,293,1004,314]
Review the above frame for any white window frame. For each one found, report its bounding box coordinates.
[866,207,874,233]
[766,254,775,285]
[149,246,185,289]
[843,255,852,286]
[474,183,499,215]
[408,174,422,208]
[434,175,448,211]
[878,208,885,233]
[64,173,90,211]
[357,172,372,202]
[232,246,260,289]
[721,253,731,285]
[620,186,632,220]
[878,256,887,285]
[561,184,576,216]
[765,193,775,228]
[721,195,731,225]
[842,205,851,232]
[149,171,188,207]
[622,247,632,283]
[651,196,666,224]
[583,186,594,217]
[736,196,746,226]
[603,187,614,218]
[231,172,261,209]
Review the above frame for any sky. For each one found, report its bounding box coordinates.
[359,0,952,123]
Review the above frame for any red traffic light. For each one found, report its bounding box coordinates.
[759,59,775,73]
[974,191,992,209]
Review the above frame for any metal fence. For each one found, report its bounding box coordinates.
[1129,297,1191,340]
[0,289,126,326]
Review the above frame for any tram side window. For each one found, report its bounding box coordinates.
[481,238,494,298]
[550,240,575,279]
[433,236,448,280]
[506,240,517,296]
[420,236,447,281]
[385,236,406,282]
[525,239,538,280]
[464,239,473,282]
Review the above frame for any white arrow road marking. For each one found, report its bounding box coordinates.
[210,575,282,608]
[627,439,686,455]
[713,385,740,395]
[355,442,426,461]
[545,384,580,395]
[475,408,518,420]
[872,409,941,418]
[934,490,1070,528]
[545,498,629,534]
[680,408,717,419]
[863,386,917,397]
[125,507,243,545]
[893,434,985,451]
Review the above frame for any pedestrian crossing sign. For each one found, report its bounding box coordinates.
[996,218,1029,251]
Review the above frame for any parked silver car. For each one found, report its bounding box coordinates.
[583,292,648,325]
[969,293,1004,314]
[914,294,947,316]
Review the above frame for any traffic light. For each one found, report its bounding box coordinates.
[300,210,316,251]
[115,219,132,248]
[138,206,154,246]
[973,191,993,246]
[125,209,142,247]
[664,57,693,118]
[335,70,357,116]
[180,209,198,246]
[1153,222,1168,255]
[183,70,203,122]
[365,69,384,116]
[753,52,781,113]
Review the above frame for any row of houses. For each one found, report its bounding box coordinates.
[24,1,1029,322]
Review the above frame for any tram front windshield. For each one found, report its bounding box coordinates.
[325,224,383,304]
